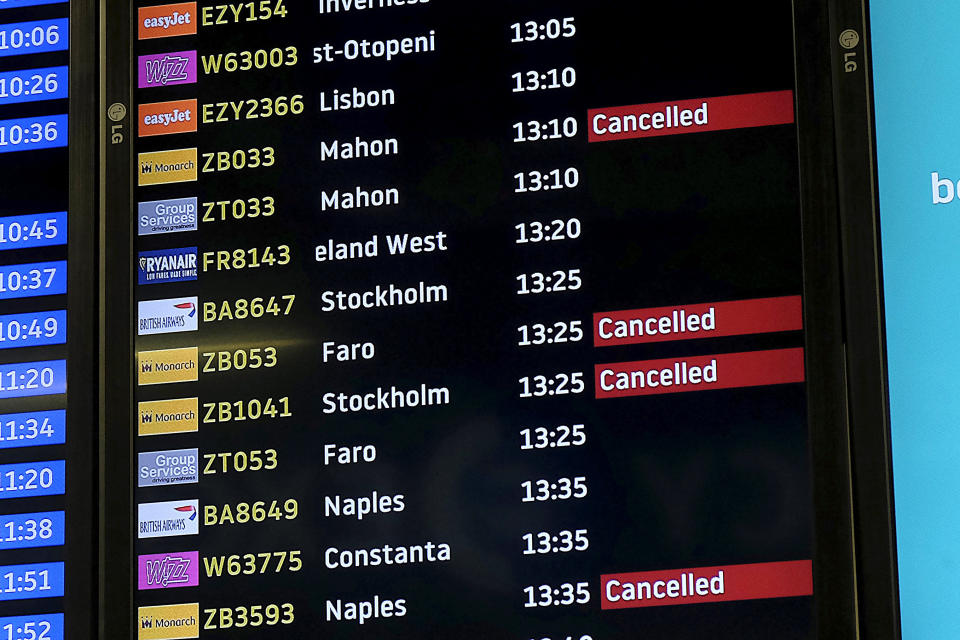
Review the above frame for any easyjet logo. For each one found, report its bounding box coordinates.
[139,3,197,40]
[140,100,197,137]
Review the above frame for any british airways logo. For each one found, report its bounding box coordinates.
[138,50,197,88]
[138,297,198,335]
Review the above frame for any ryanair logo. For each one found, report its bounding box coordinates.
[138,148,197,186]
[137,602,199,639]
[138,347,198,386]
[138,398,199,436]
[138,247,197,285]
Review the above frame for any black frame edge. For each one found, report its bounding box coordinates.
[67,0,99,637]
[828,0,901,637]
[794,1,860,638]
[99,0,133,637]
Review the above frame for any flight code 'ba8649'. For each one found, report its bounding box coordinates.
[203,499,298,526]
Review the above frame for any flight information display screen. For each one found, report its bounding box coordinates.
[131,2,815,637]
[0,0,69,638]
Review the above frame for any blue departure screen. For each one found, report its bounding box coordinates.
[0,0,70,628]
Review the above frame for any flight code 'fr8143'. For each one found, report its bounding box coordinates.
[202,397,291,424]
[204,499,298,526]
[201,246,289,271]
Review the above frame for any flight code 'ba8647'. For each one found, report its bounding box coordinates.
[202,295,294,322]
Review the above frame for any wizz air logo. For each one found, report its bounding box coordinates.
[139,50,197,88]
[145,56,189,85]
[138,550,199,590]
[145,556,191,586]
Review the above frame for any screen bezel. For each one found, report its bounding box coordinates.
[96,1,860,637]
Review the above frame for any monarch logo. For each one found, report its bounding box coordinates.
[139,297,198,335]
[140,100,197,137]
[139,197,198,236]
[138,551,199,590]
[138,50,197,88]
[139,3,196,40]
[138,500,199,540]
[139,397,198,436]
[138,602,199,639]
[138,247,197,284]
[138,347,198,385]
[138,149,197,186]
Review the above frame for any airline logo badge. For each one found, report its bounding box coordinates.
[137,602,199,639]
[138,247,197,284]
[139,398,199,436]
[139,297,198,336]
[139,3,196,40]
[138,197,198,236]
[138,448,199,488]
[138,50,197,88]
[139,99,197,137]
[138,551,199,590]
[138,500,199,539]
[138,347,198,386]
[138,148,197,186]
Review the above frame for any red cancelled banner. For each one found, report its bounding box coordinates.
[593,296,802,347]
[588,90,795,143]
[601,560,813,610]
[595,348,804,398]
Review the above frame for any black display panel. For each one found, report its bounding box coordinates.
[123,2,846,638]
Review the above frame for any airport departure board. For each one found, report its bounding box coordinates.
[0,0,70,638]
[130,2,817,638]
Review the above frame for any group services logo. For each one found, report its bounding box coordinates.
[138,602,199,640]
[138,499,199,539]
[139,197,198,236]
[138,296,198,336]
[138,247,198,285]
[138,551,199,590]
[138,448,199,487]
[138,397,199,436]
